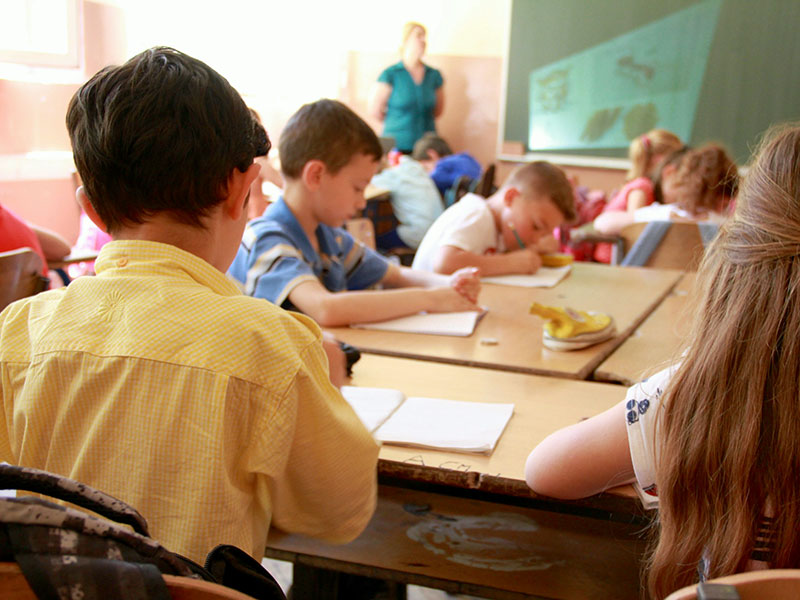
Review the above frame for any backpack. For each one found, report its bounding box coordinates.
[0,463,286,600]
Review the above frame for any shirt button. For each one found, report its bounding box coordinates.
[117,258,128,267]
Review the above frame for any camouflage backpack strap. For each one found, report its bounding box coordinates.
[0,463,149,536]
[0,465,209,599]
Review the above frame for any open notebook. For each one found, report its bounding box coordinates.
[341,386,514,455]
[350,310,486,337]
[482,266,571,288]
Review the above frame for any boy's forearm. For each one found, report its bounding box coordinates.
[306,288,438,327]
[434,248,517,277]
[384,265,448,289]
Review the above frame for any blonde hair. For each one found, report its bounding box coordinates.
[401,21,426,47]
[628,129,683,180]
[648,123,800,599]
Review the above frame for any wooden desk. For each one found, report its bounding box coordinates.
[48,249,99,270]
[594,272,696,385]
[267,356,648,599]
[330,262,683,380]
[362,185,396,237]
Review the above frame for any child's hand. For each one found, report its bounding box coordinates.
[427,287,481,313]
[504,248,542,274]
[321,331,347,389]
[536,234,560,254]
[449,267,481,304]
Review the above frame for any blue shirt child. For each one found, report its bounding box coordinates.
[228,197,389,310]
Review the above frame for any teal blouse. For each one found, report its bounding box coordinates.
[378,61,443,153]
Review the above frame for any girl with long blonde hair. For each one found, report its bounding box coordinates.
[525,123,800,598]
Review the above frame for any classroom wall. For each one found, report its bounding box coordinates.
[0,0,626,240]
[0,0,126,242]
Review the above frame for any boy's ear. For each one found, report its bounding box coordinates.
[76,186,109,233]
[223,162,261,220]
[301,160,326,191]
[503,186,521,207]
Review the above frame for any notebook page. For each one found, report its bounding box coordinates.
[482,266,571,288]
[340,386,405,433]
[350,310,486,337]
[374,397,514,455]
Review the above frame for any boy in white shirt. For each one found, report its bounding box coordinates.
[412,161,576,275]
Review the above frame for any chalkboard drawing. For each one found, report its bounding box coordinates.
[623,103,659,139]
[580,107,622,142]
[616,55,655,86]
[528,0,722,151]
[535,68,569,112]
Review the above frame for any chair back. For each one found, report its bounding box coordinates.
[344,217,377,250]
[0,248,49,311]
[0,563,256,600]
[665,569,800,600]
[619,221,718,270]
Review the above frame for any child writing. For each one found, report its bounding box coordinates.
[0,47,379,563]
[228,99,480,327]
[607,129,684,214]
[579,143,738,239]
[411,161,576,275]
[587,129,684,262]
[411,132,482,197]
[525,124,800,598]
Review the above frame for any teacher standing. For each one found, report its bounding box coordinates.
[369,22,445,154]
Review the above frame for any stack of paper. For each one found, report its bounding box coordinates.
[341,386,514,455]
[482,265,571,288]
[350,310,486,337]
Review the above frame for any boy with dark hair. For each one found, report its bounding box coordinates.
[412,161,577,275]
[411,132,482,197]
[229,99,481,327]
[0,47,379,563]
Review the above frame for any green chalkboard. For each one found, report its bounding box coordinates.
[504,0,800,163]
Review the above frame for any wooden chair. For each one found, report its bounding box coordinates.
[615,221,719,270]
[344,217,377,250]
[0,563,257,599]
[0,248,49,312]
[665,569,800,600]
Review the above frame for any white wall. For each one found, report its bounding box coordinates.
[105,0,510,137]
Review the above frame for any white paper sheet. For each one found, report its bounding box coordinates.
[350,310,486,337]
[340,386,405,433]
[374,396,514,455]
[482,266,572,288]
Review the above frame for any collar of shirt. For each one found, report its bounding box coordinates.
[94,240,241,297]
[267,197,343,268]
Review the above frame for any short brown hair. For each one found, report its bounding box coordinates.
[278,99,383,179]
[67,47,269,233]
[505,161,576,223]
[411,133,453,161]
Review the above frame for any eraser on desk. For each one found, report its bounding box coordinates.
[541,253,574,268]
[480,337,499,345]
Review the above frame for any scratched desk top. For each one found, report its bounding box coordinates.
[349,354,638,514]
[331,262,683,380]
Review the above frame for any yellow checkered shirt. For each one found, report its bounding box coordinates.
[0,240,378,562]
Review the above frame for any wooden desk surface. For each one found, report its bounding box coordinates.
[268,355,647,598]
[352,354,638,515]
[365,184,391,202]
[331,262,683,380]
[594,272,696,386]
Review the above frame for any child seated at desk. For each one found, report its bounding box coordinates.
[578,144,738,239]
[0,47,379,563]
[411,132,482,197]
[228,99,480,327]
[524,124,800,598]
[411,161,576,275]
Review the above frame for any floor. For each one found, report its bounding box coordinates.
[262,558,485,599]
